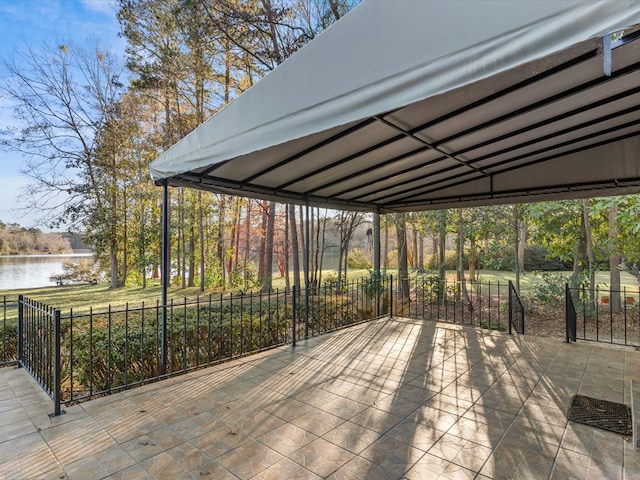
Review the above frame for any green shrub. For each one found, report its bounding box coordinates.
[347,248,372,269]
[0,321,17,363]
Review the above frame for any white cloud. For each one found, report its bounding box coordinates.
[79,0,117,16]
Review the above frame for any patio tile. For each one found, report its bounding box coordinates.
[322,421,380,454]
[384,417,445,452]
[323,395,369,420]
[64,445,136,479]
[403,452,477,480]
[251,457,324,479]
[428,433,493,473]
[289,437,355,478]
[326,455,391,480]
[348,404,403,434]
[217,437,284,479]
[290,406,346,436]
[2,318,640,479]
[447,416,506,445]
[104,464,153,479]
[191,423,249,458]
[552,447,623,479]
[140,442,215,480]
[359,435,424,477]
[256,422,318,456]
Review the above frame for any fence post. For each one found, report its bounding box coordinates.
[52,309,63,417]
[292,286,297,347]
[390,275,394,319]
[17,295,23,367]
[565,283,569,343]
[508,280,513,335]
[375,274,380,318]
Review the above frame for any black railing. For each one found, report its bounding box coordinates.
[7,273,640,415]
[0,296,18,367]
[400,275,511,331]
[565,283,577,343]
[565,285,640,346]
[17,295,63,416]
[508,280,525,335]
[13,278,392,413]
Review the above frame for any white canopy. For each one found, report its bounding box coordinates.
[150,0,640,212]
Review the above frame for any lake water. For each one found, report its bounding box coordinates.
[0,254,93,290]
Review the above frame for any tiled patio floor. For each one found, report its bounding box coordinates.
[1,318,639,479]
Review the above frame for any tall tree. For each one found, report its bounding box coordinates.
[396,213,410,303]
[1,42,124,229]
[609,204,622,312]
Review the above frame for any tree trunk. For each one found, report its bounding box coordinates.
[198,192,205,291]
[518,221,526,273]
[318,213,327,287]
[299,206,307,286]
[262,201,276,292]
[418,233,424,273]
[383,215,389,273]
[179,189,186,289]
[284,205,290,290]
[122,190,128,286]
[438,210,447,303]
[457,209,473,311]
[469,236,477,282]
[258,201,267,284]
[582,199,595,305]
[396,213,410,302]
[289,204,301,289]
[228,198,241,279]
[110,238,119,289]
[233,199,242,283]
[188,223,195,287]
[609,204,622,313]
[140,200,146,288]
[244,201,252,288]
[217,195,226,287]
[412,227,418,269]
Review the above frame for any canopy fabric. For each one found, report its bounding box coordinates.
[150,0,640,212]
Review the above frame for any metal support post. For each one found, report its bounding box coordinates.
[373,213,381,317]
[51,309,63,417]
[304,202,310,339]
[17,295,23,368]
[292,286,297,347]
[161,180,170,375]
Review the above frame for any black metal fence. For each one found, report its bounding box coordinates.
[565,283,577,343]
[12,278,390,414]
[0,296,18,367]
[5,273,640,415]
[17,295,63,415]
[508,280,525,335]
[565,284,640,346]
[395,274,514,332]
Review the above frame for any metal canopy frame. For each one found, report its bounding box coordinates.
[157,30,640,213]
[152,2,640,357]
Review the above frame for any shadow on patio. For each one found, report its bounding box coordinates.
[0,317,638,479]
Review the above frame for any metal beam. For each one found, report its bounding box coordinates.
[161,180,170,375]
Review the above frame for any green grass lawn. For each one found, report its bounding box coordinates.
[0,268,637,313]
[472,269,639,292]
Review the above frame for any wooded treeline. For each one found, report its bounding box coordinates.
[0,222,72,255]
[1,0,639,300]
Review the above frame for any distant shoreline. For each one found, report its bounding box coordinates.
[0,251,93,259]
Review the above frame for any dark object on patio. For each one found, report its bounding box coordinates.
[567,394,632,436]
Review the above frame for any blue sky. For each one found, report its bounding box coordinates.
[0,0,124,229]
